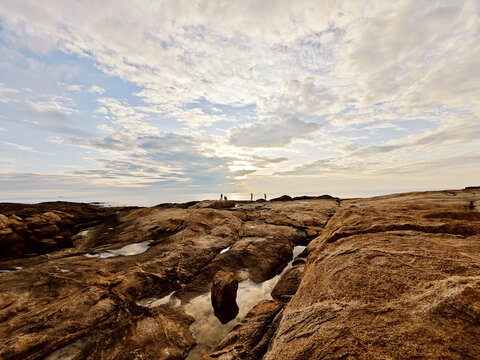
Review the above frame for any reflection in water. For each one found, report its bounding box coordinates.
[219,246,231,254]
[0,266,24,274]
[185,245,306,359]
[137,291,181,308]
[85,240,152,258]
[44,336,93,360]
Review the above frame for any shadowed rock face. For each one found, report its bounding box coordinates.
[271,263,305,303]
[0,202,135,258]
[211,270,239,324]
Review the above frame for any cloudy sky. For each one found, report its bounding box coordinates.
[0,0,479,205]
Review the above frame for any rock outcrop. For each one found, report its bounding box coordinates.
[0,197,339,359]
[0,202,134,259]
[263,189,480,359]
[271,263,305,303]
[211,270,239,324]
[1,189,479,360]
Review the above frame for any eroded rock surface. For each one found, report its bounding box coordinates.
[271,263,305,303]
[264,189,480,360]
[0,197,338,359]
[2,189,479,360]
[0,202,134,258]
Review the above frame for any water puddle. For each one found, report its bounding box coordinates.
[0,266,23,274]
[45,336,93,360]
[137,291,181,308]
[185,245,306,359]
[85,240,153,259]
[219,246,231,254]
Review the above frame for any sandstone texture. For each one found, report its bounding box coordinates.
[263,189,480,360]
[1,189,479,360]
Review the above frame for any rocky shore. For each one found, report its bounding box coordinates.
[0,189,479,359]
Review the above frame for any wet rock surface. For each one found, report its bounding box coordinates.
[1,189,479,360]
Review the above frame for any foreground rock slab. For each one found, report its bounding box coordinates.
[264,189,480,360]
[2,190,479,359]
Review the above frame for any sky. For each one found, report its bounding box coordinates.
[0,0,479,205]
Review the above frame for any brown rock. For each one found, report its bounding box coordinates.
[0,202,131,259]
[271,264,305,303]
[264,189,480,360]
[0,214,9,229]
[33,224,60,237]
[53,235,73,248]
[0,197,339,359]
[211,270,239,324]
[26,212,63,229]
[38,238,58,252]
[270,195,292,202]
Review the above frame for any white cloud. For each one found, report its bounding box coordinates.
[0,83,20,103]
[88,85,105,94]
[2,141,41,153]
[67,84,83,91]
[228,117,323,148]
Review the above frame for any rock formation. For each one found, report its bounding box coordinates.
[0,189,479,359]
[211,270,239,324]
[0,202,134,258]
[263,189,480,359]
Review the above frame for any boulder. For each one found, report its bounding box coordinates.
[26,212,62,229]
[270,195,292,202]
[211,270,239,324]
[271,264,305,303]
[33,224,60,237]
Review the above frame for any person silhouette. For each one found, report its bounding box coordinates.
[250,193,253,202]
[220,194,223,200]
[264,193,266,200]
[224,196,228,201]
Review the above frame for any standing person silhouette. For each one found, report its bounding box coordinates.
[250,193,253,202]
[220,194,223,200]
[264,193,266,200]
